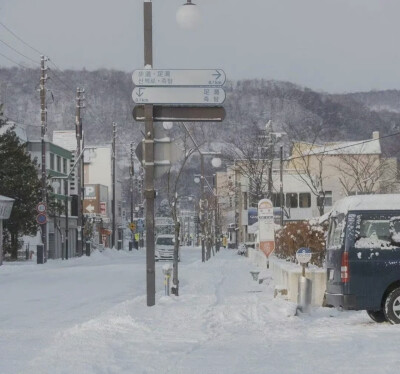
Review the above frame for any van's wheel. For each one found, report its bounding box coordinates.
[384,288,400,324]
[366,310,386,323]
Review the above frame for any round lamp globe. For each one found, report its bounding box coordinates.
[176,2,201,30]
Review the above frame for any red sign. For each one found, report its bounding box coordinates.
[260,241,275,258]
[100,202,106,215]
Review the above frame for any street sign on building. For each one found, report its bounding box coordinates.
[132,69,226,87]
[132,105,226,122]
[100,202,106,215]
[132,87,226,105]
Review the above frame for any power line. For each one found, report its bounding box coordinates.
[0,20,43,56]
[286,131,400,161]
[0,37,39,65]
[0,51,27,69]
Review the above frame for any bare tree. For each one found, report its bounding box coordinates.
[333,153,397,195]
[289,141,329,216]
[223,121,278,206]
[163,127,197,296]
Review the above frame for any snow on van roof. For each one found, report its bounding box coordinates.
[331,194,400,215]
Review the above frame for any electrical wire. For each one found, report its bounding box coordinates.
[0,51,27,69]
[285,131,400,161]
[0,20,43,56]
[0,37,39,65]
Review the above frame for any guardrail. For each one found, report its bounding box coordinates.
[247,248,326,306]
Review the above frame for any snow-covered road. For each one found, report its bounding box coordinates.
[1,247,400,374]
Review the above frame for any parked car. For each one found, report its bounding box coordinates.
[155,234,180,262]
[324,194,400,324]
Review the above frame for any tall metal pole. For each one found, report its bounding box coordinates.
[144,0,156,306]
[213,173,219,253]
[130,142,135,248]
[64,179,69,260]
[200,153,206,262]
[280,145,284,227]
[40,55,48,261]
[112,122,117,248]
[75,87,83,256]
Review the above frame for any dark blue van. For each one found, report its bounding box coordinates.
[325,195,400,324]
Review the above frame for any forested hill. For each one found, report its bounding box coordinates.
[1,66,400,157]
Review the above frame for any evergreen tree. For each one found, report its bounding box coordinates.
[0,120,41,259]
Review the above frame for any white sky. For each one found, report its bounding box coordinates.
[1,0,400,93]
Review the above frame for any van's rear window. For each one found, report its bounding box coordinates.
[354,214,400,249]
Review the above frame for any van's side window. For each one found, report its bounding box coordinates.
[327,213,345,249]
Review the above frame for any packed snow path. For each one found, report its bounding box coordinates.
[1,247,400,374]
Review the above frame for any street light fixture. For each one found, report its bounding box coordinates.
[176,1,201,30]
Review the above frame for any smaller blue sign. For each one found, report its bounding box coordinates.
[137,219,144,233]
[296,247,312,264]
[36,213,47,225]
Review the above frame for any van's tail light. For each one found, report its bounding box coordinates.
[341,252,349,283]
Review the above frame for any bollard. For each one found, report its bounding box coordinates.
[129,241,133,251]
[117,240,122,250]
[162,264,173,296]
[85,241,91,256]
[37,244,44,264]
[298,276,312,313]
[250,271,260,281]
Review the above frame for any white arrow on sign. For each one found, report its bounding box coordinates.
[132,87,226,105]
[132,69,226,87]
[85,204,95,213]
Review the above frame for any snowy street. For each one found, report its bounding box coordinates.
[1,247,400,374]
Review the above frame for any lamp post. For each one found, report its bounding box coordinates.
[141,0,200,306]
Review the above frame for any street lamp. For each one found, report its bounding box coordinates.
[176,1,201,30]
[141,0,201,306]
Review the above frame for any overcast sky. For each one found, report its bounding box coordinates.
[1,0,400,93]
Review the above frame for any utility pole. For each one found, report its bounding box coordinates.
[40,55,48,261]
[64,179,69,260]
[112,122,117,249]
[280,145,284,227]
[75,87,84,256]
[200,153,206,262]
[213,173,220,253]
[143,1,156,306]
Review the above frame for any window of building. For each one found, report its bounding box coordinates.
[286,193,298,208]
[50,153,55,170]
[317,191,333,207]
[271,193,284,207]
[63,158,67,174]
[325,191,332,206]
[299,193,311,208]
[56,155,61,172]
